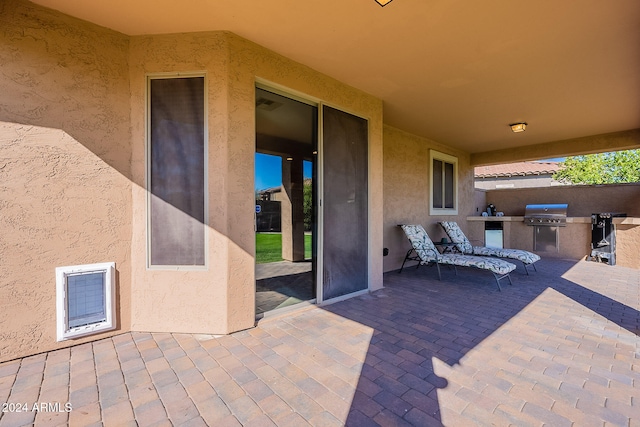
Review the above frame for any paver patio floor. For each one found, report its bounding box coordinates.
[0,258,638,426]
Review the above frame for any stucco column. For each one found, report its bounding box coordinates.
[281,157,305,261]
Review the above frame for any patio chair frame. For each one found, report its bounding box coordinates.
[439,221,540,275]
[398,225,515,291]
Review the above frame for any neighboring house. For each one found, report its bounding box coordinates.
[0,0,638,362]
[257,186,283,202]
[475,161,563,190]
[256,187,283,232]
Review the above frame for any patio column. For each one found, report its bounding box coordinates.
[281,156,305,261]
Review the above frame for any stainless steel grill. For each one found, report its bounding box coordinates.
[524,204,568,226]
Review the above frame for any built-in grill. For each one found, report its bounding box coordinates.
[524,204,568,226]
[525,203,568,252]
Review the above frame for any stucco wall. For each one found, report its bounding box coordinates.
[466,220,592,261]
[229,34,385,300]
[485,183,640,217]
[616,224,640,269]
[0,0,385,362]
[128,33,232,334]
[0,0,132,362]
[475,175,561,190]
[471,129,640,166]
[383,125,475,272]
[485,184,640,268]
[129,32,384,334]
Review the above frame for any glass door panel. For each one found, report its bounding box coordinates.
[321,106,368,300]
[255,88,317,316]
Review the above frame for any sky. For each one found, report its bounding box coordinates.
[255,153,313,190]
[254,154,565,190]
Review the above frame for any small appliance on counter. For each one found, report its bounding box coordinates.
[486,204,496,216]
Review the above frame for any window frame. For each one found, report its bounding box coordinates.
[146,72,209,270]
[429,149,458,215]
[56,262,116,341]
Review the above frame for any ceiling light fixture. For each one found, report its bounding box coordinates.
[375,0,394,6]
[509,122,527,133]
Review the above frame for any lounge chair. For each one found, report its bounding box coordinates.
[439,221,541,274]
[399,224,516,291]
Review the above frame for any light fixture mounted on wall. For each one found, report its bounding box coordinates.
[509,122,527,133]
[375,0,394,6]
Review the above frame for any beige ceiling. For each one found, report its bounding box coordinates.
[31,0,640,155]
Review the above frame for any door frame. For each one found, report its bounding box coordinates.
[255,79,372,305]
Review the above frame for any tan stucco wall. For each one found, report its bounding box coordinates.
[466,220,592,261]
[232,34,385,297]
[475,175,560,190]
[0,0,132,362]
[471,129,640,166]
[1,1,384,360]
[383,125,475,272]
[129,32,384,334]
[483,184,640,268]
[616,224,640,270]
[485,183,640,217]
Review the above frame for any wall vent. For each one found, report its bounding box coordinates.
[256,97,283,111]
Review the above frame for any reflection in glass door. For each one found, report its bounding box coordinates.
[254,88,317,317]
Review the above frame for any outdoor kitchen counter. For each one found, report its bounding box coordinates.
[465,216,640,269]
[466,216,640,224]
[467,216,524,222]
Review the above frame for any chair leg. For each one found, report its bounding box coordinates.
[532,262,537,272]
[522,262,530,275]
[493,272,512,291]
[493,273,503,291]
[399,249,412,273]
[435,262,442,280]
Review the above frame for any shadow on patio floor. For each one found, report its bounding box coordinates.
[332,258,639,425]
[0,258,637,426]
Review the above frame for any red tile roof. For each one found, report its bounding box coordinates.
[475,161,561,178]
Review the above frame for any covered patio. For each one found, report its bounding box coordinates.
[1,258,638,426]
[2,2,640,425]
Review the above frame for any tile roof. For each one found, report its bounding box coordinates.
[475,161,561,178]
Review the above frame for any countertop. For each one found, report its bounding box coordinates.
[466,216,640,225]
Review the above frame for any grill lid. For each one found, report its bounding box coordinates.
[525,203,568,226]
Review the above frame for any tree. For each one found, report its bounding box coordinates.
[303,180,313,231]
[553,150,640,185]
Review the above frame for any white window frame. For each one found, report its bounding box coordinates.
[429,149,458,215]
[146,72,209,270]
[56,262,116,341]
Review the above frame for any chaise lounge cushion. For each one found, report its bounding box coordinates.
[440,221,541,265]
[401,225,516,276]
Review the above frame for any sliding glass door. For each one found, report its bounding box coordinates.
[322,106,368,300]
[254,87,318,316]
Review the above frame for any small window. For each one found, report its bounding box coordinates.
[148,75,207,267]
[56,262,116,341]
[430,150,458,215]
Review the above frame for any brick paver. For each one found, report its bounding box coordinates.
[0,259,638,426]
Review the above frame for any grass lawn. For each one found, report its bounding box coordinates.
[256,233,312,264]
